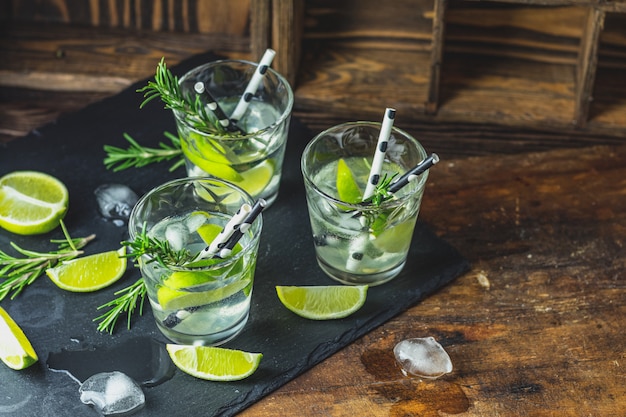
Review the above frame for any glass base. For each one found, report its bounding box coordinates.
[155,312,249,346]
[316,257,406,286]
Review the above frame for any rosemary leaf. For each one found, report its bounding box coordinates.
[93,278,147,334]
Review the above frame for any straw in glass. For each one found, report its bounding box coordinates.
[362,108,396,200]
[387,153,439,194]
[193,81,245,134]
[346,108,395,272]
[194,203,252,261]
[218,198,266,258]
[229,48,276,123]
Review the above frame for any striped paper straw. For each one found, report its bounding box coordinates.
[229,48,276,123]
[362,108,396,200]
[193,81,245,134]
[218,198,266,258]
[387,153,439,194]
[194,203,252,260]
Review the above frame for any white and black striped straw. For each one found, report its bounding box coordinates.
[193,81,245,134]
[387,153,439,194]
[229,48,276,123]
[362,108,396,201]
[195,203,252,261]
[218,198,266,258]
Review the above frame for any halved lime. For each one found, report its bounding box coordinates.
[0,306,38,370]
[336,158,362,204]
[46,248,127,292]
[0,170,69,235]
[166,344,262,381]
[276,285,368,320]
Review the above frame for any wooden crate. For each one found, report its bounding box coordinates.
[295,0,626,136]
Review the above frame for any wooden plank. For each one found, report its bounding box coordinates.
[239,143,626,416]
[271,0,305,86]
[5,0,252,34]
[574,6,605,127]
[250,0,271,60]
[426,0,447,114]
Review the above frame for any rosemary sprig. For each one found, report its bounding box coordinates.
[120,222,195,267]
[92,223,195,333]
[0,220,95,301]
[136,57,234,135]
[370,173,398,207]
[103,131,184,172]
[93,278,146,334]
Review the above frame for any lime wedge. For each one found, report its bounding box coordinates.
[238,160,274,198]
[157,276,251,311]
[372,219,417,253]
[0,306,38,370]
[336,159,362,204]
[0,170,69,235]
[181,138,243,182]
[276,285,368,320]
[46,248,127,292]
[166,344,262,381]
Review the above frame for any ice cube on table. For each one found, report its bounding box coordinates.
[94,184,139,222]
[79,371,145,416]
[393,337,453,379]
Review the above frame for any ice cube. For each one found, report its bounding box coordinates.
[165,221,188,252]
[185,211,208,233]
[393,337,453,379]
[95,184,139,222]
[79,371,145,416]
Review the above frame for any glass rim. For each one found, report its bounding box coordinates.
[301,121,429,210]
[128,176,262,271]
[174,59,294,141]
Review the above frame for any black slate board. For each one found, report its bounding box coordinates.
[0,52,470,416]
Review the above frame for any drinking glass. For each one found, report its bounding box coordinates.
[128,177,262,345]
[174,59,293,207]
[301,122,429,286]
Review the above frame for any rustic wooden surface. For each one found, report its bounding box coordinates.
[1,15,625,417]
[238,144,626,417]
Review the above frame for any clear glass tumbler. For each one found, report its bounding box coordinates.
[301,122,429,286]
[128,177,262,345]
[174,59,293,207]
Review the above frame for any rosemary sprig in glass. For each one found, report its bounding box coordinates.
[93,223,195,333]
[0,220,95,301]
[103,131,184,172]
[370,173,398,207]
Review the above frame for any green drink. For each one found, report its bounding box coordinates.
[129,178,262,346]
[302,122,430,286]
[175,59,293,206]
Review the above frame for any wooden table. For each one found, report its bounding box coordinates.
[237,144,626,416]
[1,26,625,417]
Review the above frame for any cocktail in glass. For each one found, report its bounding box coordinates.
[301,122,430,286]
[128,177,262,345]
[174,59,293,206]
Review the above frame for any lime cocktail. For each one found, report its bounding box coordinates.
[129,177,262,346]
[174,57,293,206]
[301,122,430,286]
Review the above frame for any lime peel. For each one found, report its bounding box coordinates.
[276,285,368,320]
[0,170,69,235]
[0,306,38,370]
[166,344,262,381]
[46,247,127,292]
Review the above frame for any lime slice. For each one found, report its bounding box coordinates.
[372,219,416,253]
[181,139,243,182]
[46,248,127,292]
[0,307,38,370]
[157,276,250,310]
[0,170,69,235]
[336,159,362,204]
[238,160,274,198]
[166,344,262,381]
[276,285,368,320]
